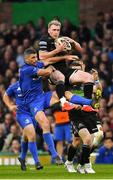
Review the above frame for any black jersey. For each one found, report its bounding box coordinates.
[39,34,67,72]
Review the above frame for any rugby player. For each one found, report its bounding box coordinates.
[64,70,103,173]
[3,81,43,170]
[38,20,95,110]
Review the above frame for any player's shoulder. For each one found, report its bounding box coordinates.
[36,61,44,68]
[20,64,34,73]
[6,81,19,94]
[9,81,19,89]
[39,35,49,43]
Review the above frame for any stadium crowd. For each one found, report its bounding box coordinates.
[0,12,113,162]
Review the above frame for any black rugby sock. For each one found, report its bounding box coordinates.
[79,145,90,165]
[68,145,77,162]
[56,81,65,99]
[84,82,94,99]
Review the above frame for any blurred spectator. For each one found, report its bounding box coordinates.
[23,38,31,49]
[70,30,79,42]
[16,45,24,67]
[9,139,20,154]
[95,137,113,164]
[0,124,5,151]
[107,94,113,107]
[2,123,21,152]
[94,12,104,45]
[78,20,91,43]
[61,18,77,37]
[3,113,15,135]
[36,16,46,38]
[104,129,113,138]
[108,106,113,130]
[104,13,113,31]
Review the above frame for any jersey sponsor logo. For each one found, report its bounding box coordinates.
[18,94,22,97]
[25,118,30,124]
[17,87,21,91]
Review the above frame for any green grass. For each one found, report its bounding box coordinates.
[0,164,113,179]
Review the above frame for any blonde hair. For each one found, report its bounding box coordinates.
[48,20,61,29]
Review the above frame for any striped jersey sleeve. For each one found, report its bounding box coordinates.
[39,37,48,51]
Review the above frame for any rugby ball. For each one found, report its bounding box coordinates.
[55,36,72,51]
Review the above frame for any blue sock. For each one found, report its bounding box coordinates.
[43,133,58,158]
[70,94,92,105]
[20,141,28,160]
[28,142,39,164]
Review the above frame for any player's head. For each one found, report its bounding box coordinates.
[24,47,38,65]
[48,20,61,39]
[104,137,113,149]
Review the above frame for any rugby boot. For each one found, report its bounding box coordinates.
[35,162,43,170]
[18,157,26,171]
[84,163,95,174]
[65,160,76,173]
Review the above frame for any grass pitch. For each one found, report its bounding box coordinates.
[0,164,113,179]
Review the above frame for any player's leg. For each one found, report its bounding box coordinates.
[49,91,94,108]
[23,124,43,169]
[65,91,92,106]
[91,113,103,150]
[18,133,28,171]
[65,135,81,173]
[77,111,97,174]
[50,70,74,110]
[65,109,81,173]
[54,125,64,158]
[30,94,63,164]
[17,113,43,170]
[68,109,94,173]
[35,111,63,164]
[69,70,94,99]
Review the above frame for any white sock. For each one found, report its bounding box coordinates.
[60,96,67,105]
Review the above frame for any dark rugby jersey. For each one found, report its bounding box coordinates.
[39,34,67,72]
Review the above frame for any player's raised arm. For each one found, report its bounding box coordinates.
[64,37,83,54]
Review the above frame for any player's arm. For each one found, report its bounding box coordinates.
[39,49,61,60]
[41,55,79,66]
[37,66,55,77]
[3,92,17,112]
[65,37,83,54]
[39,38,65,60]
[72,41,83,54]
[90,69,103,91]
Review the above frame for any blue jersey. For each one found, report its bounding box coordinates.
[19,61,44,103]
[95,146,113,164]
[6,81,23,107]
[6,81,38,128]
